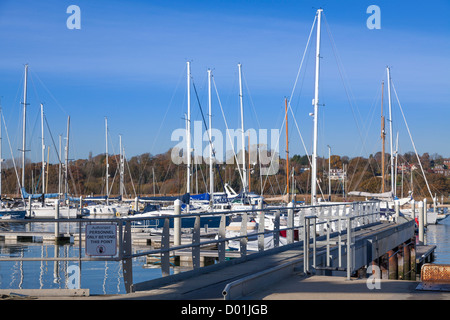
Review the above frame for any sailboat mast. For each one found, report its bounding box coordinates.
[208,68,214,201]
[311,8,322,205]
[105,117,109,205]
[381,81,385,193]
[58,135,62,199]
[394,132,399,197]
[119,135,124,199]
[186,61,191,202]
[46,146,49,194]
[0,106,2,197]
[64,116,70,199]
[238,63,247,193]
[21,64,29,189]
[41,103,45,196]
[152,167,156,196]
[285,98,289,201]
[386,67,395,195]
[248,135,251,193]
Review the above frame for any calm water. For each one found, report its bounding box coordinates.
[425,216,450,264]
[1,217,449,295]
[0,221,180,295]
[0,242,172,295]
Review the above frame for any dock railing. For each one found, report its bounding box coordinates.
[302,201,382,280]
[0,200,382,294]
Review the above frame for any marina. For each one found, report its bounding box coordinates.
[0,3,449,302]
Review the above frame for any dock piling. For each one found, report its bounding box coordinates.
[404,242,411,280]
[388,249,397,279]
[174,199,181,246]
[55,200,60,237]
[418,201,424,245]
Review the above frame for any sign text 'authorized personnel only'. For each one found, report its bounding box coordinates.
[85,224,117,256]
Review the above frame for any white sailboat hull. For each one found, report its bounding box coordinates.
[84,203,131,217]
[29,205,79,218]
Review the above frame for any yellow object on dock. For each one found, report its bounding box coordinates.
[416,264,450,291]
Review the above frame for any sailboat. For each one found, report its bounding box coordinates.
[128,62,228,228]
[128,61,229,228]
[9,65,81,218]
[83,118,131,217]
[349,73,413,210]
[227,9,325,251]
[227,63,265,211]
[0,105,26,219]
[25,110,82,218]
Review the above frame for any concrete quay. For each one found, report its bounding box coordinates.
[9,274,450,300]
[249,274,450,300]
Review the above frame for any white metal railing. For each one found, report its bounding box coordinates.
[302,201,382,279]
[0,200,382,294]
[221,201,382,299]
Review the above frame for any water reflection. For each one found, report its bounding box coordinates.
[0,240,168,295]
[425,217,450,264]
[0,221,168,295]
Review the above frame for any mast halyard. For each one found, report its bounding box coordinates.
[311,8,322,205]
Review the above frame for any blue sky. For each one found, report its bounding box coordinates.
[0,0,449,165]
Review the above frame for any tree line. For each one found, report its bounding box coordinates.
[2,149,449,200]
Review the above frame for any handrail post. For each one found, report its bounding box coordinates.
[371,202,375,224]
[218,214,226,263]
[192,216,201,269]
[312,216,316,269]
[287,202,294,244]
[423,198,428,226]
[257,199,265,252]
[28,196,32,218]
[346,217,352,280]
[122,220,133,293]
[174,199,181,246]
[394,200,400,223]
[274,210,280,248]
[240,212,247,257]
[303,215,310,274]
[326,216,330,267]
[161,217,171,276]
[54,199,60,238]
[418,201,424,245]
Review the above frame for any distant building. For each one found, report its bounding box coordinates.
[328,168,346,180]
[432,160,450,176]
[397,164,417,173]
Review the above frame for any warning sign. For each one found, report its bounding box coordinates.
[85,224,117,256]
